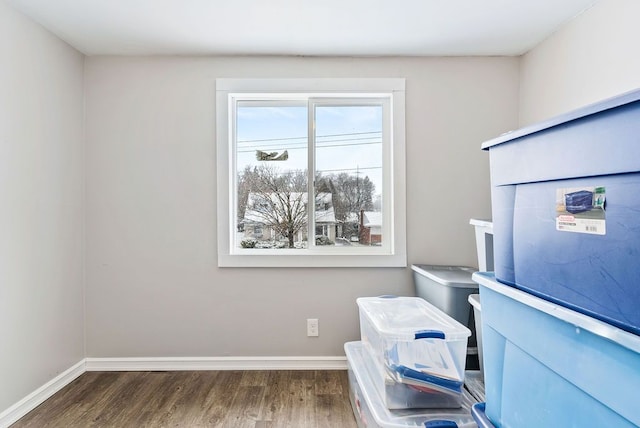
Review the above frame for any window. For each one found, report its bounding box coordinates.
[216,79,406,267]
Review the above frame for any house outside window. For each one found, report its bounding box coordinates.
[216,79,406,267]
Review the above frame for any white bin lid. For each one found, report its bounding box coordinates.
[411,265,478,289]
[469,218,494,232]
[357,296,471,341]
[468,294,481,310]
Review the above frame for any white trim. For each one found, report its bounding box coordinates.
[216,78,407,268]
[0,360,85,428]
[216,78,405,92]
[85,356,348,371]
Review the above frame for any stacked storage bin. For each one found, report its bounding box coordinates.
[485,88,640,335]
[346,342,478,428]
[345,295,479,427]
[471,273,640,427]
[472,89,640,427]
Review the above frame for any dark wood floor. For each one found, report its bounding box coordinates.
[12,370,358,428]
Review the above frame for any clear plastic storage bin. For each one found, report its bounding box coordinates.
[357,296,471,409]
[345,341,478,428]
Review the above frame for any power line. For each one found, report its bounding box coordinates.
[237,130,381,144]
[237,140,382,153]
[237,135,381,148]
[317,166,381,173]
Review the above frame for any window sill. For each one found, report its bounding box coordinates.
[218,252,407,268]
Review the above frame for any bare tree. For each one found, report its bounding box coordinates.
[244,165,308,248]
[237,165,255,226]
[316,172,375,221]
[241,166,375,246]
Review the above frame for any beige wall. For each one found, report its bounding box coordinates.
[519,0,640,125]
[84,56,519,357]
[0,0,85,412]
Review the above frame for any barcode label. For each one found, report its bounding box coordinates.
[556,217,605,235]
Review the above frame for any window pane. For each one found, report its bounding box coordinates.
[235,102,309,249]
[314,105,383,247]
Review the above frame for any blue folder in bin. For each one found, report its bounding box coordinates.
[386,334,464,396]
[389,364,463,395]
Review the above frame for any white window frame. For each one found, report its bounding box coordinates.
[216,78,406,267]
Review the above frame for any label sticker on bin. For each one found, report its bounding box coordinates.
[556,186,606,235]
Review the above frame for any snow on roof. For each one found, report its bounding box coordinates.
[362,211,382,227]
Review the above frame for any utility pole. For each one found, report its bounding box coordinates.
[356,165,361,210]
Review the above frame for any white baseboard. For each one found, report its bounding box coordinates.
[85,356,348,371]
[1,355,347,427]
[0,360,85,428]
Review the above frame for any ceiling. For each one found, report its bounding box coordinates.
[6,0,598,57]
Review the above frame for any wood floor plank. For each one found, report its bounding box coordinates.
[172,371,221,427]
[199,370,244,427]
[70,372,142,428]
[315,371,357,428]
[87,371,157,427]
[284,370,316,428]
[139,371,206,428]
[12,372,99,427]
[239,370,270,387]
[316,393,353,428]
[110,372,175,428]
[10,370,357,428]
[257,370,292,425]
[14,372,134,428]
[220,385,265,428]
[314,370,344,395]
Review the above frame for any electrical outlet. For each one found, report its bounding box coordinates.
[307,318,319,337]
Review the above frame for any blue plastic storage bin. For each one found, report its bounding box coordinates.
[473,272,640,428]
[482,88,640,335]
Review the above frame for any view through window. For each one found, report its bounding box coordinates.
[235,99,384,251]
